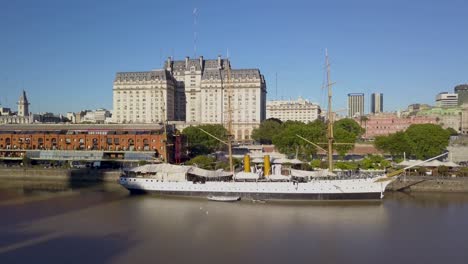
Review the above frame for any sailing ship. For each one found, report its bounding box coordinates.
[119,52,400,201]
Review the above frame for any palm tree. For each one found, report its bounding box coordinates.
[360,116,369,139]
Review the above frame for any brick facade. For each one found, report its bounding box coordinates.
[0,129,169,159]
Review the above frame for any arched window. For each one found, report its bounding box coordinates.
[237,130,242,140]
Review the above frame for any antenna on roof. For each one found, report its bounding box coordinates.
[193,8,198,58]
[159,48,162,67]
[275,72,278,99]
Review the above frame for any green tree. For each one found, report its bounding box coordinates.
[360,155,391,170]
[251,118,283,144]
[215,158,242,171]
[182,124,228,157]
[333,118,364,157]
[310,159,323,168]
[272,120,326,159]
[446,127,458,136]
[417,166,427,176]
[437,165,449,176]
[405,124,450,159]
[335,161,359,170]
[185,155,216,170]
[374,124,450,160]
[375,131,412,158]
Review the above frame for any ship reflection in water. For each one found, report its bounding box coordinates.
[1,182,468,264]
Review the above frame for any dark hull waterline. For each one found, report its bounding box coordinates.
[126,188,383,201]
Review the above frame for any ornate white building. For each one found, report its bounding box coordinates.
[266,97,320,123]
[113,56,267,140]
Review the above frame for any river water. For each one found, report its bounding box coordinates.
[0,181,467,264]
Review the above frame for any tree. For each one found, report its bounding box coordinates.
[405,124,450,159]
[360,116,369,138]
[374,131,412,158]
[360,155,390,170]
[437,165,449,176]
[333,118,364,157]
[374,124,450,160]
[185,155,216,170]
[446,127,458,136]
[417,167,427,176]
[272,120,326,159]
[251,119,283,144]
[182,124,228,157]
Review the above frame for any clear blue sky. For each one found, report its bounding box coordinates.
[1,0,467,114]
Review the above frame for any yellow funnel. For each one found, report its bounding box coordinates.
[264,155,271,176]
[244,155,251,172]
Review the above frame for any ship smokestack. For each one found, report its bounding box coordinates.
[264,155,271,176]
[244,155,251,172]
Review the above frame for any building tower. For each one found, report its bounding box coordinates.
[348,93,364,117]
[371,93,383,114]
[436,92,458,107]
[455,84,468,106]
[17,90,30,117]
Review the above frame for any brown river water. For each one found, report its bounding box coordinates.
[0,181,467,264]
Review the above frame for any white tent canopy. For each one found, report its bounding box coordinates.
[234,172,260,180]
[290,169,336,178]
[424,160,443,167]
[443,161,460,167]
[251,158,265,163]
[129,163,191,174]
[268,174,291,181]
[128,164,233,179]
[128,164,191,182]
[397,160,423,167]
[272,158,303,164]
[397,159,460,168]
[188,167,233,178]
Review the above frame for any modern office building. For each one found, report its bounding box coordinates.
[370,93,383,114]
[113,56,267,140]
[436,92,458,107]
[455,84,468,106]
[348,93,365,117]
[266,97,321,123]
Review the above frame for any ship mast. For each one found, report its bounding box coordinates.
[325,49,334,171]
[226,58,234,173]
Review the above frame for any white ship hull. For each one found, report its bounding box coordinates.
[119,176,394,201]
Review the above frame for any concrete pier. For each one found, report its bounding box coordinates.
[0,167,122,183]
[387,176,468,193]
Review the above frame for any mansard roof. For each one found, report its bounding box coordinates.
[165,57,230,72]
[114,70,172,82]
[201,69,262,80]
[115,56,264,82]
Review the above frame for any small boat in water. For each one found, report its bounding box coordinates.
[207,195,241,202]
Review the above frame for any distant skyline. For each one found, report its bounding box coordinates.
[1,0,467,114]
